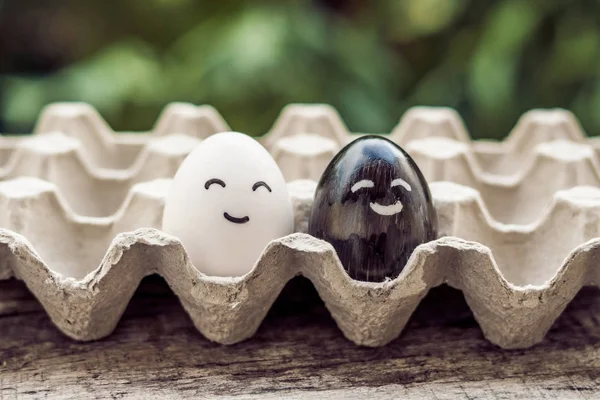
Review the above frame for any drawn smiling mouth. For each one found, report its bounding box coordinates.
[369,201,403,216]
[224,212,250,224]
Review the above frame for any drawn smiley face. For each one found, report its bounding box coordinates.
[204,178,272,224]
[350,177,412,216]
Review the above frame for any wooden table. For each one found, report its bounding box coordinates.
[0,275,599,399]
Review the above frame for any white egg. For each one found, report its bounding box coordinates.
[162,131,293,277]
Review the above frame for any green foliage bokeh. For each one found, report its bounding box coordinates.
[1,0,600,138]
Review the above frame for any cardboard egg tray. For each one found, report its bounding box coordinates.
[1,102,600,349]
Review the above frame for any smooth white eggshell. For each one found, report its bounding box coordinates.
[162,131,293,277]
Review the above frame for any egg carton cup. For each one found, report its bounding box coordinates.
[1,176,600,349]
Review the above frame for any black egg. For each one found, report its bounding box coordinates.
[308,135,437,282]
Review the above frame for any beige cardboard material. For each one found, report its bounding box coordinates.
[1,102,600,349]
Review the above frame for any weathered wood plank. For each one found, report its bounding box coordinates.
[0,276,599,399]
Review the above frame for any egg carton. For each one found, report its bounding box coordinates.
[1,103,600,349]
[1,176,600,349]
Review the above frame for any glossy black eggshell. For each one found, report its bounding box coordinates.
[308,135,437,282]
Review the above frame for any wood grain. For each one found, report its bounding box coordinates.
[0,276,599,399]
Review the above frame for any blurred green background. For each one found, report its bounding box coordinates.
[1,0,599,138]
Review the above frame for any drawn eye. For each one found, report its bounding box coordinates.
[252,181,272,192]
[391,178,411,192]
[205,178,226,190]
[351,179,374,193]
